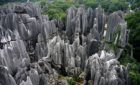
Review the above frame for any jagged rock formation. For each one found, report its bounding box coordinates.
[0,2,130,85]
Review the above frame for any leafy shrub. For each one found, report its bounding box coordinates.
[119,47,140,85]
[67,78,75,85]
[125,11,140,62]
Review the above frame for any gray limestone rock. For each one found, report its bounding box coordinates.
[0,2,130,85]
[84,50,129,85]
[0,65,17,85]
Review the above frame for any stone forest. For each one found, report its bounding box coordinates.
[0,0,140,85]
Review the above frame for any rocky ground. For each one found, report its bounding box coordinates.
[0,2,130,85]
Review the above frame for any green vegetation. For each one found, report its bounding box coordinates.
[36,0,130,20]
[67,76,83,85]
[126,0,140,10]
[1,0,140,19]
[125,11,140,62]
[58,75,83,85]
[102,0,129,12]
[119,47,140,85]
[120,10,140,83]
[37,0,73,20]
[1,0,140,11]
[125,12,140,43]
[115,11,140,85]
[67,78,75,85]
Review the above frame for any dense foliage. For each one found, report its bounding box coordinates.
[1,0,140,19]
[119,47,140,85]
[38,0,72,20]
[118,11,140,85]
[125,12,140,61]
[36,0,128,20]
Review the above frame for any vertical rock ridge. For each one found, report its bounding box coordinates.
[0,2,129,85]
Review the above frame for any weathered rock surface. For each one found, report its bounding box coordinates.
[0,2,130,85]
[0,65,17,85]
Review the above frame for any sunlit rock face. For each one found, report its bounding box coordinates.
[84,51,129,85]
[0,2,130,85]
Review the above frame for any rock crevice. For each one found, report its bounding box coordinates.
[0,2,129,85]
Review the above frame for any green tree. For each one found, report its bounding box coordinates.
[40,0,72,20]
[125,12,140,61]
